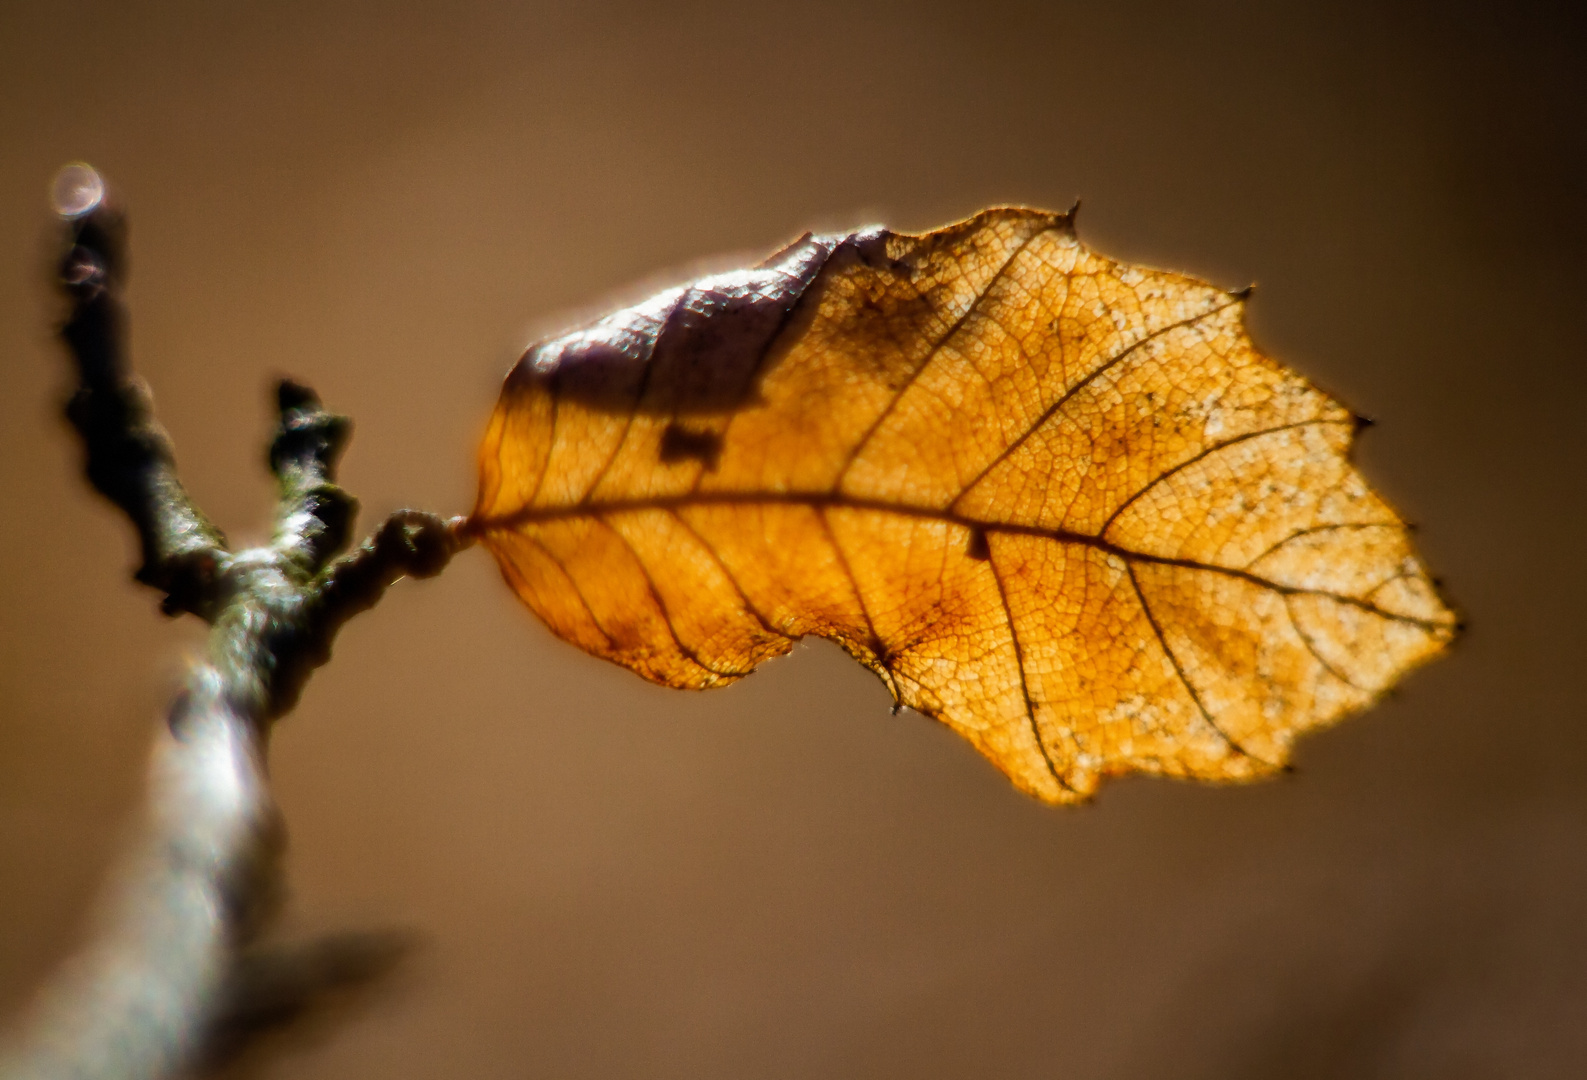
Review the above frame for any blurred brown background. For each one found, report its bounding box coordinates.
[1,2,1583,1076]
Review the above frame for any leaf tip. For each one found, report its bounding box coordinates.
[1061,198,1081,231]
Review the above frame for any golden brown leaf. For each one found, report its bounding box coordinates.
[468,208,1457,804]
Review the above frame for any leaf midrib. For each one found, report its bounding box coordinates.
[471,489,1450,633]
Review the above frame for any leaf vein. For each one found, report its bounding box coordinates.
[1282,593,1366,690]
[832,225,1055,490]
[987,542,1076,794]
[596,514,749,679]
[477,494,1455,634]
[948,299,1238,512]
[522,532,615,652]
[1098,418,1353,540]
[666,508,785,639]
[1242,521,1401,570]
[816,507,900,702]
[1126,563,1259,763]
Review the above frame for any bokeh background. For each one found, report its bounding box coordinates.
[2,2,1583,1076]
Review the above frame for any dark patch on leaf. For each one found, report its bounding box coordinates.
[659,423,723,470]
[966,527,991,560]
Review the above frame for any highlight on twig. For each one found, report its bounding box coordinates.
[50,163,106,220]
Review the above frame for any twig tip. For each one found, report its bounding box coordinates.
[276,379,321,414]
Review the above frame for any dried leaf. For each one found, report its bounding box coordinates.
[469,208,1456,803]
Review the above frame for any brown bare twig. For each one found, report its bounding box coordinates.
[0,165,470,1080]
